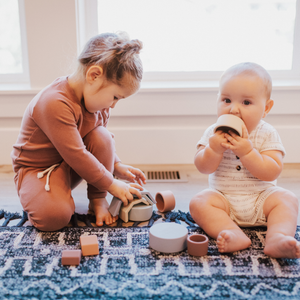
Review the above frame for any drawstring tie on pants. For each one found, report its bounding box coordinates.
[37,164,60,191]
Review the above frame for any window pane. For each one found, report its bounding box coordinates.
[0,0,23,74]
[97,0,296,72]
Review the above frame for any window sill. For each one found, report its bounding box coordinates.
[1,79,300,95]
[0,83,38,95]
[140,79,300,93]
[140,80,219,92]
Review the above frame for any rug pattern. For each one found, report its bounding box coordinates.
[1,225,300,299]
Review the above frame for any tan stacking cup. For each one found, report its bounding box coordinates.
[187,234,208,256]
[214,114,244,136]
[155,190,176,213]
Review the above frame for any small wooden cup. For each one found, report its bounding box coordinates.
[187,234,208,256]
[214,114,244,136]
[155,190,176,213]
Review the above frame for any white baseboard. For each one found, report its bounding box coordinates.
[0,128,19,165]
[2,126,298,165]
[109,126,300,164]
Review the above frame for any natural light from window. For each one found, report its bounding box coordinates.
[0,0,23,74]
[97,0,297,73]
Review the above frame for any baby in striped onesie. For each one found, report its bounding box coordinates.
[189,62,300,259]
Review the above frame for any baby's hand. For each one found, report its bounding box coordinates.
[222,124,253,157]
[114,162,146,185]
[107,179,143,206]
[209,130,228,154]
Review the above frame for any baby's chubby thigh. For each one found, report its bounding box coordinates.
[189,189,230,228]
[17,162,75,231]
[263,187,299,219]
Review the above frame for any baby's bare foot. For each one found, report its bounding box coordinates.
[264,234,300,258]
[217,230,251,253]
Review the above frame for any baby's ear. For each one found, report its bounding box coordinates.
[263,99,274,118]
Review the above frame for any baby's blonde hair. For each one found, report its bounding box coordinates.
[78,32,143,86]
[220,62,272,99]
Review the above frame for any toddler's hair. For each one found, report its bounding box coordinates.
[78,32,143,85]
[220,62,272,99]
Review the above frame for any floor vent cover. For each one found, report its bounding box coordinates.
[143,170,187,182]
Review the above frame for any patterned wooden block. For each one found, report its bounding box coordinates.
[61,250,81,265]
[80,235,99,256]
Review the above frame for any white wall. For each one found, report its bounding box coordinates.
[104,86,300,164]
[0,1,300,165]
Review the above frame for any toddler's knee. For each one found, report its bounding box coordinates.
[29,204,74,231]
[84,126,113,150]
[83,127,115,172]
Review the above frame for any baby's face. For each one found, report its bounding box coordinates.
[217,74,270,134]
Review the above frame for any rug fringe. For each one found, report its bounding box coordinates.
[0,209,196,228]
[0,211,22,227]
[16,211,28,227]
[164,210,197,227]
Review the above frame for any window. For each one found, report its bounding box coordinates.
[0,0,29,84]
[86,0,300,82]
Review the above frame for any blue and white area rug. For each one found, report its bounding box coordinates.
[1,214,300,299]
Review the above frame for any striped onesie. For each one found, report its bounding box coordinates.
[197,120,286,226]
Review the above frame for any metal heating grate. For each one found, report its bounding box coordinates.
[143,170,187,182]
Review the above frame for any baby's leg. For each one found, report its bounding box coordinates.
[17,161,75,231]
[83,126,116,226]
[189,190,251,253]
[263,189,300,258]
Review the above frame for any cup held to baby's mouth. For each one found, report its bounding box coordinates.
[214,114,244,136]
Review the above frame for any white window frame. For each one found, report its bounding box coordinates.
[0,0,29,85]
[76,0,99,56]
[77,0,300,86]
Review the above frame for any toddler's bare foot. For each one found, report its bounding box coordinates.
[264,234,300,258]
[89,198,118,226]
[217,229,251,253]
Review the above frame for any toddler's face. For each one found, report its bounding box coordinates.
[83,74,139,113]
[217,74,271,134]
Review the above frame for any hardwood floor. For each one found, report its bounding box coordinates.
[1,164,300,225]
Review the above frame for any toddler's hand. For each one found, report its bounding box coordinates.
[107,179,143,206]
[114,162,146,185]
[222,124,253,157]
